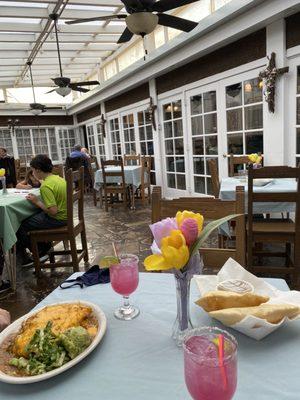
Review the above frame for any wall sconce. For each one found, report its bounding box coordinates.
[7,118,20,136]
[244,82,252,93]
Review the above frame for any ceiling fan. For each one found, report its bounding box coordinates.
[47,13,99,97]
[65,0,199,44]
[23,61,63,115]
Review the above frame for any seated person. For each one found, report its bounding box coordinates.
[16,169,40,189]
[70,144,88,164]
[16,154,68,267]
[0,308,10,332]
[81,147,91,159]
[0,147,9,159]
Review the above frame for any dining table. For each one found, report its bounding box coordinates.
[0,272,299,399]
[220,177,297,214]
[94,165,144,209]
[0,188,39,290]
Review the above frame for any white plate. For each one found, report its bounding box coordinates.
[0,301,107,384]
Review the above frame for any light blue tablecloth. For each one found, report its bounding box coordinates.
[94,166,142,190]
[1,273,299,399]
[220,178,297,214]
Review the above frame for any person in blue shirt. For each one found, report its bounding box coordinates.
[70,144,88,160]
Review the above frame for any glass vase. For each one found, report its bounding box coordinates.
[0,176,7,195]
[172,253,203,346]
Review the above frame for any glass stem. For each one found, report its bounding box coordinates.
[123,296,130,309]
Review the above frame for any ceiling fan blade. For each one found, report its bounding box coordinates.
[152,0,199,13]
[157,13,197,32]
[45,89,56,94]
[65,14,127,25]
[121,0,143,12]
[71,80,99,86]
[117,27,134,44]
[74,87,90,93]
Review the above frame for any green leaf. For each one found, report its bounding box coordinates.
[190,214,241,257]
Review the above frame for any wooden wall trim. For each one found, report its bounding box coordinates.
[286,12,300,49]
[77,104,101,123]
[156,29,266,94]
[105,83,149,113]
[0,115,73,127]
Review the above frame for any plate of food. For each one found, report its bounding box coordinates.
[0,301,106,384]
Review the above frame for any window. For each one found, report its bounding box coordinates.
[103,60,118,81]
[190,90,218,195]
[32,128,48,155]
[118,40,144,72]
[163,100,186,190]
[48,128,59,161]
[96,122,106,161]
[226,78,263,171]
[0,128,13,156]
[16,128,33,164]
[109,117,122,160]
[138,110,156,184]
[122,114,136,159]
[154,26,166,48]
[296,66,300,166]
[87,125,96,156]
[58,128,76,161]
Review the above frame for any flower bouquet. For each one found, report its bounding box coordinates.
[144,210,238,346]
[248,153,262,169]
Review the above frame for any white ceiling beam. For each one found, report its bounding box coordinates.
[2,0,123,6]
[41,42,118,51]
[0,33,120,43]
[0,50,107,58]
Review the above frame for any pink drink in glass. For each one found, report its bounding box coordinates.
[183,327,237,400]
[110,254,140,320]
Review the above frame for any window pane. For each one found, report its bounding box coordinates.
[138,111,144,125]
[204,113,217,134]
[165,139,174,155]
[297,97,300,125]
[205,135,218,155]
[203,91,216,112]
[163,104,172,120]
[228,133,243,154]
[244,105,263,130]
[193,137,204,155]
[190,95,202,115]
[226,83,242,108]
[173,101,182,118]
[297,128,300,154]
[194,157,205,174]
[176,157,185,173]
[139,127,145,141]
[245,131,263,154]
[166,157,175,172]
[194,176,205,193]
[297,66,300,95]
[244,78,263,105]
[191,116,203,136]
[174,139,184,154]
[207,178,213,195]
[164,122,173,138]
[227,109,243,132]
[167,173,176,188]
[173,120,183,137]
[176,174,186,190]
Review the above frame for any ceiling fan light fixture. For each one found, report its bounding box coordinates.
[126,12,158,35]
[56,86,72,97]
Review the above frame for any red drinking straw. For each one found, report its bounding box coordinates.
[218,334,228,390]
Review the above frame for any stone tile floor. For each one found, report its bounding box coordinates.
[0,197,153,321]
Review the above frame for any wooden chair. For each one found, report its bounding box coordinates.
[101,159,128,212]
[247,165,300,283]
[14,159,21,182]
[52,164,64,178]
[30,167,89,276]
[124,154,141,166]
[229,153,263,177]
[140,155,151,205]
[207,159,220,198]
[151,186,246,269]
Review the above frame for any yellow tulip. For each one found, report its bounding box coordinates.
[144,229,190,271]
[176,210,204,234]
[0,168,5,177]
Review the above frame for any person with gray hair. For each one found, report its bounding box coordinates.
[69,144,88,167]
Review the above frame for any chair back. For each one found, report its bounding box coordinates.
[207,159,220,198]
[101,159,126,188]
[141,156,151,187]
[247,165,300,265]
[52,164,64,178]
[14,159,21,181]
[229,153,264,177]
[65,156,91,186]
[124,154,141,166]
[65,167,85,232]
[151,186,246,268]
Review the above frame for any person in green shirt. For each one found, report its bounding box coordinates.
[16,154,68,267]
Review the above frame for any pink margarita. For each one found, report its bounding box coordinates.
[183,327,237,400]
[110,254,140,320]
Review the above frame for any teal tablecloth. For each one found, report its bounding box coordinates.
[220,178,297,214]
[0,189,39,252]
[0,272,299,399]
[94,165,142,190]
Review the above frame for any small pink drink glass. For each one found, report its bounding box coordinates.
[110,254,140,320]
[183,327,237,400]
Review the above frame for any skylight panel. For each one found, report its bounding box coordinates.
[0,17,41,24]
[0,1,48,7]
[66,5,117,12]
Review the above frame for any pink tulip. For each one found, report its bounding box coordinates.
[180,218,199,246]
[150,217,178,247]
